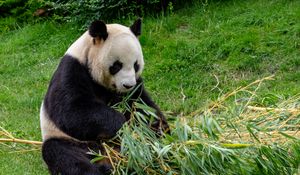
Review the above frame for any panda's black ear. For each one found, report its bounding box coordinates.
[130,18,142,37]
[89,20,108,40]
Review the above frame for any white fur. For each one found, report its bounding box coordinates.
[41,23,144,141]
[66,24,144,93]
[65,31,92,64]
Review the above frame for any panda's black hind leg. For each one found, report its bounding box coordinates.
[42,138,110,175]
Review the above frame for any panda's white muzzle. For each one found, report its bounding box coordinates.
[115,69,136,93]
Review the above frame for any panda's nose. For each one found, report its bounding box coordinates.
[123,84,134,89]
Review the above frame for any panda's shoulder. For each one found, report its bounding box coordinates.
[46,55,95,97]
[44,54,106,113]
[58,54,89,73]
[53,55,90,81]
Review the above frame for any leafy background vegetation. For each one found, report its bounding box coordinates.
[0,0,299,174]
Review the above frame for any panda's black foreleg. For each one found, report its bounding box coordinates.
[42,138,111,175]
[130,81,170,134]
[140,89,170,134]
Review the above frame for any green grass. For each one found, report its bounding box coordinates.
[0,22,81,174]
[0,0,299,174]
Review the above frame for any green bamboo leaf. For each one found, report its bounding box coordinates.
[90,156,105,163]
[246,125,261,143]
[278,131,298,140]
[221,143,252,149]
[158,144,172,158]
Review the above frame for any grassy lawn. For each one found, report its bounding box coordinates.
[0,0,299,174]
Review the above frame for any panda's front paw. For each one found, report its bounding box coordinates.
[98,162,112,175]
[97,111,126,140]
[113,111,127,131]
[150,119,170,136]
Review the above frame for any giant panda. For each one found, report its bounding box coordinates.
[40,19,169,175]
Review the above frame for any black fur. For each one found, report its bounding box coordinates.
[89,20,108,40]
[109,60,123,75]
[44,55,126,141]
[130,18,142,36]
[134,61,139,72]
[42,138,111,175]
[43,55,169,174]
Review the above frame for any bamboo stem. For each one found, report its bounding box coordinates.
[103,143,116,172]
[186,75,275,117]
[0,138,42,145]
[246,106,300,113]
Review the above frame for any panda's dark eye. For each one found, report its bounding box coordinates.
[134,61,139,72]
[109,61,123,75]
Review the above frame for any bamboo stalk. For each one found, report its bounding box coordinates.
[0,138,42,145]
[186,75,275,117]
[103,143,116,172]
[246,106,300,113]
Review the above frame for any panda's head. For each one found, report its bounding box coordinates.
[67,19,144,93]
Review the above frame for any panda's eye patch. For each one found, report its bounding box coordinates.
[134,61,139,72]
[109,61,123,75]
